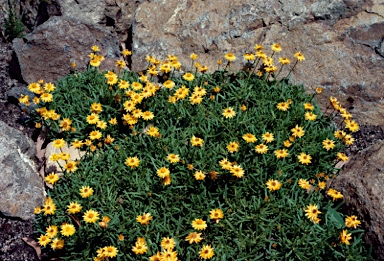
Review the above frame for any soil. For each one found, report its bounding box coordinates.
[1,34,384,261]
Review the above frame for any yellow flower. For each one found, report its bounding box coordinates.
[43,82,56,92]
[222,107,236,118]
[241,104,247,111]
[83,209,100,223]
[345,215,361,229]
[67,202,82,214]
[305,204,321,223]
[334,130,346,140]
[46,225,58,238]
[125,156,140,169]
[230,165,244,178]
[136,212,152,225]
[191,135,204,147]
[224,52,236,61]
[64,161,78,172]
[147,126,160,137]
[118,234,125,241]
[297,152,312,165]
[271,43,282,52]
[219,158,232,170]
[226,141,239,153]
[303,103,314,110]
[337,152,349,162]
[318,181,327,190]
[132,241,148,255]
[193,86,207,96]
[91,45,100,52]
[142,111,154,121]
[45,173,59,185]
[50,238,64,250]
[116,60,126,68]
[163,80,175,89]
[185,232,202,244]
[322,138,335,151]
[40,93,53,103]
[161,237,175,250]
[339,230,352,245]
[200,245,215,259]
[189,94,203,105]
[90,103,102,114]
[190,53,198,60]
[276,102,290,111]
[345,120,359,132]
[266,179,282,191]
[167,154,180,163]
[254,44,263,51]
[304,112,317,121]
[209,209,224,221]
[298,179,311,190]
[53,139,65,149]
[122,49,131,56]
[279,57,290,65]
[34,206,42,214]
[192,218,207,230]
[183,72,195,81]
[118,80,130,89]
[327,188,343,201]
[60,223,76,237]
[294,52,305,61]
[243,53,255,61]
[109,118,118,125]
[262,132,274,143]
[59,118,72,131]
[28,82,43,94]
[43,202,56,215]
[103,246,118,258]
[274,149,289,159]
[194,170,206,181]
[157,167,170,178]
[242,133,257,143]
[291,125,305,138]
[89,130,102,140]
[90,58,101,67]
[255,143,268,154]
[104,134,114,145]
[343,134,355,145]
[38,234,51,247]
[86,113,100,124]
[79,186,94,198]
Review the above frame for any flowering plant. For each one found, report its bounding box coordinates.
[23,44,371,260]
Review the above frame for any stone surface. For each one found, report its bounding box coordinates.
[11,15,120,83]
[330,140,384,260]
[131,0,384,128]
[0,120,44,220]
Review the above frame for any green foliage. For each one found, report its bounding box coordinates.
[3,0,24,41]
[26,47,372,260]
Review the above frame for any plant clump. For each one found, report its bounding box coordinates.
[21,43,372,260]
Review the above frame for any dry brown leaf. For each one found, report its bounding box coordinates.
[22,237,41,260]
[35,133,46,162]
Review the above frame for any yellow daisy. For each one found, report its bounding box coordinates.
[83,209,100,223]
[192,218,207,230]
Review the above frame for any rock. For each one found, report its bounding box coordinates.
[0,120,44,220]
[330,141,384,260]
[19,0,143,43]
[11,16,120,83]
[131,0,384,129]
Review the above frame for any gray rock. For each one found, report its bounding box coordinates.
[11,16,120,83]
[0,120,44,220]
[331,140,384,260]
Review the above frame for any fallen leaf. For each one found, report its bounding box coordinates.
[22,237,41,260]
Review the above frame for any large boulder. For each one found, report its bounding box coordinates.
[330,140,384,260]
[131,0,384,128]
[0,120,45,220]
[11,16,120,83]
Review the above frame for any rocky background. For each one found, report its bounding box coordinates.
[0,0,383,260]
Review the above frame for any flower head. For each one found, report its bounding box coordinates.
[83,209,100,223]
[294,52,305,61]
[60,223,76,237]
[161,237,175,250]
[222,107,236,118]
[242,133,257,143]
[79,186,94,198]
[45,173,59,185]
[136,213,152,225]
[185,232,202,244]
[226,141,239,153]
[192,218,207,230]
[125,156,140,169]
[339,230,352,245]
[224,52,236,61]
[266,179,282,191]
[305,204,321,223]
[200,245,214,259]
[67,202,82,214]
[345,215,361,229]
